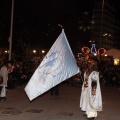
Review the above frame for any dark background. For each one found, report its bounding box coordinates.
[0,0,120,51]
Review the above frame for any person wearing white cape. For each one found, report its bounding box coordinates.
[80,57,102,120]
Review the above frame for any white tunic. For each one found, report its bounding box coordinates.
[80,71,89,111]
[80,71,102,118]
[0,66,8,87]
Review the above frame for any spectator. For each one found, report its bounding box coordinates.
[0,61,8,101]
[7,61,17,89]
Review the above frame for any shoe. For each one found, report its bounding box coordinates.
[83,113,87,117]
[0,97,6,102]
[85,117,95,120]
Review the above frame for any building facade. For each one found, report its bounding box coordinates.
[91,1,117,50]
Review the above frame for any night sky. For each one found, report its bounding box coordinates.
[0,0,120,51]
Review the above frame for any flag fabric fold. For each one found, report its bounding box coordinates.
[25,29,79,101]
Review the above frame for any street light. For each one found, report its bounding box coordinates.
[5,50,8,54]
[42,50,45,54]
[42,50,45,58]
[100,0,105,48]
[32,50,37,57]
[33,50,36,53]
[9,0,14,61]
[105,54,107,57]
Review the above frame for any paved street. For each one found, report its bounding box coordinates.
[0,82,120,120]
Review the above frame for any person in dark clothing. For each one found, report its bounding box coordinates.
[104,69,111,87]
[50,85,59,95]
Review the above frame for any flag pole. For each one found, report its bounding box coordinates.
[9,0,14,61]
[58,24,63,29]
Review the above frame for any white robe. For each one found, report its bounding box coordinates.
[80,71,102,118]
[0,66,8,87]
[80,71,89,111]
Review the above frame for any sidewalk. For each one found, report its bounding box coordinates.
[0,83,120,120]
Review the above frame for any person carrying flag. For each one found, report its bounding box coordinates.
[80,57,102,120]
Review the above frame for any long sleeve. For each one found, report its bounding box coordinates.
[1,66,8,87]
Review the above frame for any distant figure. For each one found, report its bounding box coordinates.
[80,57,102,120]
[50,85,59,95]
[0,61,8,101]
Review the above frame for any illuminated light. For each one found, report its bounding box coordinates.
[5,50,8,53]
[42,50,45,53]
[89,40,95,43]
[105,54,107,57]
[91,44,97,54]
[81,47,90,54]
[33,50,36,53]
[4,50,9,53]
[114,60,117,65]
[114,58,119,65]
[94,53,97,56]
[103,33,111,37]
[98,48,106,55]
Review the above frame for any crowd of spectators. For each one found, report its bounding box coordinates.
[99,60,120,87]
[0,56,42,89]
[0,56,120,90]
[77,58,120,88]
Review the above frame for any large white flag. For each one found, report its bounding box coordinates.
[25,29,79,101]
